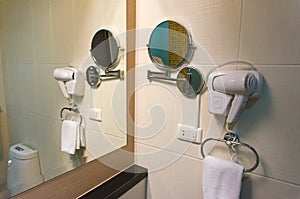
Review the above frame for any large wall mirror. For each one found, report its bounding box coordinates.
[0,0,132,197]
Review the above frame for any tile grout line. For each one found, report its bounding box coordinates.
[237,0,245,60]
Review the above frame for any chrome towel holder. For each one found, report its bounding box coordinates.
[60,107,82,125]
[201,132,259,172]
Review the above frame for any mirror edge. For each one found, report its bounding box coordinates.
[12,0,136,198]
[147,20,195,71]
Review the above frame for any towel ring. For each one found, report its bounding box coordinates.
[201,132,259,172]
[60,107,82,125]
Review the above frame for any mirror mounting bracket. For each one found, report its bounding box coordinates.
[86,66,124,88]
[147,66,205,97]
[147,70,184,83]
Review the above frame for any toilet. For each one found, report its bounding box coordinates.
[7,143,44,196]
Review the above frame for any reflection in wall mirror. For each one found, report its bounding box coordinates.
[0,0,127,197]
[148,20,194,71]
[91,29,120,70]
[176,66,205,97]
[87,29,124,88]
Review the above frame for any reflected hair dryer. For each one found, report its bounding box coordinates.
[207,70,263,125]
[53,67,84,99]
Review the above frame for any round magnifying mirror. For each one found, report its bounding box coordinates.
[176,67,205,97]
[91,29,120,70]
[148,20,194,71]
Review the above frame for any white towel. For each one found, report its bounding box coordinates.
[61,120,79,154]
[79,124,86,147]
[203,155,244,199]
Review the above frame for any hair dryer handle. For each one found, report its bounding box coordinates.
[227,95,248,125]
[58,81,70,99]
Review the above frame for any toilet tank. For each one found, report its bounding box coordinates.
[7,143,44,196]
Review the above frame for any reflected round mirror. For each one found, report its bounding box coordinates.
[148,20,194,70]
[91,29,120,70]
[176,67,204,97]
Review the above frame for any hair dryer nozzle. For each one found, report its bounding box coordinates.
[212,71,257,95]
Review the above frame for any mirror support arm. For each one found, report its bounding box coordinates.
[147,70,186,83]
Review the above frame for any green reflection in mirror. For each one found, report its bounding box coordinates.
[148,20,193,70]
[177,67,204,97]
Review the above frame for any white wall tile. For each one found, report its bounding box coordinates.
[137,0,179,29]
[3,64,24,113]
[238,65,300,185]
[241,173,300,199]
[135,143,174,198]
[1,0,21,64]
[178,0,242,65]
[32,0,53,63]
[73,0,102,66]
[172,155,203,199]
[50,0,74,64]
[86,130,125,160]
[15,0,36,63]
[240,0,300,64]
[20,64,38,114]
[36,64,60,119]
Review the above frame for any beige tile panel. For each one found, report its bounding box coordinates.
[172,155,203,199]
[86,130,126,160]
[240,0,300,64]
[36,64,63,120]
[50,0,74,64]
[1,0,22,64]
[178,0,242,65]
[73,0,102,66]
[137,0,179,29]
[15,0,36,64]
[32,0,53,64]
[20,64,38,114]
[237,65,300,185]
[241,173,300,199]
[135,143,174,198]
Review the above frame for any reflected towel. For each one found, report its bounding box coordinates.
[203,155,244,199]
[79,124,86,147]
[61,120,79,154]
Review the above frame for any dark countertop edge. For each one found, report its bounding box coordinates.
[79,164,148,199]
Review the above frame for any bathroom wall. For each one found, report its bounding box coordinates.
[0,0,126,183]
[0,48,6,112]
[135,0,300,198]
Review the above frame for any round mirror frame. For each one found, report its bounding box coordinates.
[176,66,205,97]
[147,20,194,71]
[90,29,121,71]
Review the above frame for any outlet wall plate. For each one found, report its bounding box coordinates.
[89,108,102,121]
[177,123,202,144]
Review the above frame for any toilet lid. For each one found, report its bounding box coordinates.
[9,143,38,160]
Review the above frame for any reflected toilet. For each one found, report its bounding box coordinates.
[7,143,44,196]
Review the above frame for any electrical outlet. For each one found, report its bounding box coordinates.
[177,123,202,144]
[89,108,102,121]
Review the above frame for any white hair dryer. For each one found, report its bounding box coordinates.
[207,70,263,125]
[53,67,84,99]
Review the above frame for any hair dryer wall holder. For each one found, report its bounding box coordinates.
[207,69,263,125]
[147,70,186,83]
[86,65,124,88]
[201,132,259,172]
